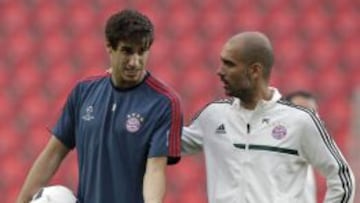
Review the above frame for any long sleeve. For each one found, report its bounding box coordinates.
[300,112,355,203]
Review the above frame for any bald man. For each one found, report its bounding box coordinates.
[181,32,354,203]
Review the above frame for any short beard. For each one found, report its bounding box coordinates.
[234,87,255,103]
[233,69,255,103]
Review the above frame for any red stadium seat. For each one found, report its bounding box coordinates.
[0,124,20,157]
[280,67,315,93]
[180,66,216,97]
[98,2,127,24]
[19,93,50,126]
[26,124,52,157]
[341,37,360,71]
[349,68,360,88]
[39,32,71,66]
[7,31,37,62]
[0,2,30,35]
[173,35,205,69]
[232,3,264,31]
[72,34,105,69]
[315,67,347,98]
[80,66,106,79]
[179,189,207,203]
[148,37,172,67]
[333,6,359,39]
[44,61,77,97]
[319,98,350,150]
[0,63,10,94]
[137,2,165,33]
[0,92,16,123]
[67,2,100,38]
[6,185,21,203]
[149,65,178,89]
[308,36,339,69]
[199,3,232,40]
[52,152,79,189]
[164,2,198,38]
[33,1,65,35]
[293,0,319,11]
[265,7,298,39]
[2,155,27,191]
[13,60,43,96]
[301,6,331,40]
[274,37,306,69]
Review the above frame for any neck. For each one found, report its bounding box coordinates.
[240,86,273,110]
[111,70,147,89]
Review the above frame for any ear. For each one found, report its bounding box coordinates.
[250,62,263,79]
[106,41,113,54]
[106,68,112,74]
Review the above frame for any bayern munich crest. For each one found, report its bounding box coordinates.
[271,124,287,140]
[126,113,144,133]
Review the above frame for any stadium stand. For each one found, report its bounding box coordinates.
[1,0,359,202]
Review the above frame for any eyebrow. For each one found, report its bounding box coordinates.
[120,44,149,52]
[221,57,236,66]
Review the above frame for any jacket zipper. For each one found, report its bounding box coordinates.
[247,123,251,134]
[245,123,250,151]
[243,123,251,202]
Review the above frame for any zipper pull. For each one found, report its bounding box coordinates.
[247,124,250,134]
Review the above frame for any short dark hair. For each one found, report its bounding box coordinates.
[105,9,154,50]
[284,90,315,101]
[241,40,274,79]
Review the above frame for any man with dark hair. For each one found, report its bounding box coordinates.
[182,31,354,203]
[285,90,319,203]
[17,9,182,203]
[285,90,318,111]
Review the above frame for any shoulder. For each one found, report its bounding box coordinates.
[276,99,314,114]
[201,97,235,113]
[66,73,109,101]
[191,97,235,122]
[145,74,181,104]
[76,73,109,88]
[211,97,235,105]
[276,99,318,124]
[70,73,109,94]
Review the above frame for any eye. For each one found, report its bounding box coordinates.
[138,47,148,55]
[121,47,134,55]
[222,59,236,67]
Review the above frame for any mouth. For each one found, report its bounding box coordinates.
[220,77,229,86]
[124,69,141,77]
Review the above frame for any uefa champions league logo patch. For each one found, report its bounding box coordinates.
[82,105,95,121]
[271,124,287,140]
[126,113,144,133]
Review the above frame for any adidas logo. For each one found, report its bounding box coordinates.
[215,124,226,134]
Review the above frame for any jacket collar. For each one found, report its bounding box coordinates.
[233,87,282,111]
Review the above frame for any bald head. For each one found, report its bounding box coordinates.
[226,32,274,79]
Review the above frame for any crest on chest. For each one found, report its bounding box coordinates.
[125,113,144,133]
[270,122,287,140]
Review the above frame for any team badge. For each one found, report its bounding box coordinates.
[126,113,144,133]
[271,124,287,140]
[82,105,95,121]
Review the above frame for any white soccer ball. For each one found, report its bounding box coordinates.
[30,185,77,203]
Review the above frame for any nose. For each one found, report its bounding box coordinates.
[128,54,140,68]
[217,65,224,76]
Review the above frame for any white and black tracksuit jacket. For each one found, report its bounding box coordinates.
[182,88,354,203]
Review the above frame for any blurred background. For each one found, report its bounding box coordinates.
[0,0,359,202]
